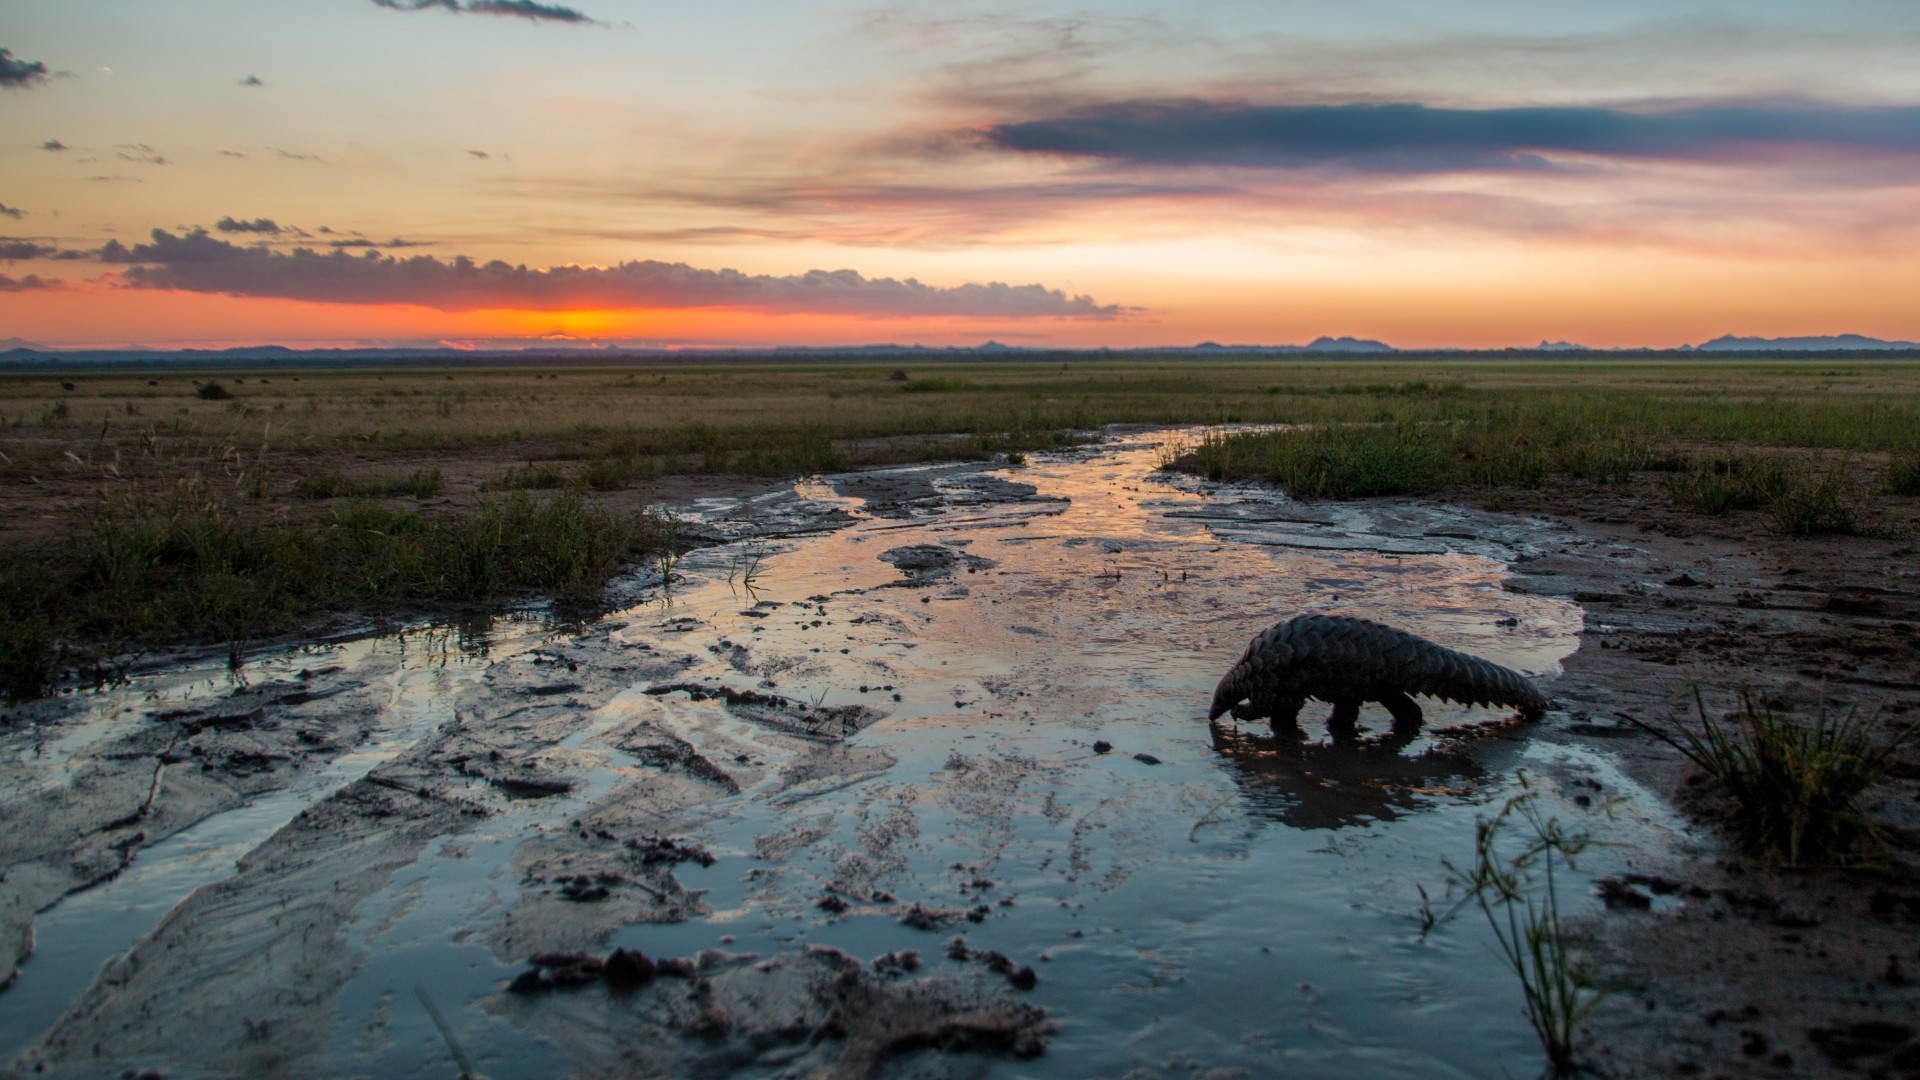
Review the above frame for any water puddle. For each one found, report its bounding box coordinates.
[0,427,1691,1078]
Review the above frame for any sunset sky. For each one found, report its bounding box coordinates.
[5,1,1920,350]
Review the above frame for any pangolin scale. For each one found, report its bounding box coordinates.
[1209,614,1546,734]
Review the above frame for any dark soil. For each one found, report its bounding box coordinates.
[1483,474,1920,1077]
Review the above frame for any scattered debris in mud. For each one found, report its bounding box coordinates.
[493,944,1053,1078]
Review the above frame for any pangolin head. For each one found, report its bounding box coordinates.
[1207,674,1242,722]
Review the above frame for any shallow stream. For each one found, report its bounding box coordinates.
[0,427,1690,1078]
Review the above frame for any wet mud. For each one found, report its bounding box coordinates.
[1491,478,1920,1078]
[3,426,1895,1078]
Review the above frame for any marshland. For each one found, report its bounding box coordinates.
[2,357,1918,1078]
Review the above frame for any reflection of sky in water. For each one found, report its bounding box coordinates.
[6,428,1691,1080]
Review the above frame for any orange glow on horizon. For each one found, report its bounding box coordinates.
[3,257,1918,352]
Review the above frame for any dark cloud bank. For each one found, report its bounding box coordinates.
[99,229,1121,319]
[371,0,595,24]
[983,100,1920,172]
[1,47,51,89]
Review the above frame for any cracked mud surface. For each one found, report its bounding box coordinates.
[0,428,1912,1078]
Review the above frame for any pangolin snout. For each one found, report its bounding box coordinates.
[1207,679,1240,721]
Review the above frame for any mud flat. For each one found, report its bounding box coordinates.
[1492,476,1920,1077]
[0,427,1909,1077]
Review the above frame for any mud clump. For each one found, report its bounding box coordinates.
[604,947,656,988]
[944,935,1040,991]
[899,903,969,931]
[626,834,716,867]
[878,544,998,586]
[872,950,921,976]
[495,945,1052,1076]
[642,680,884,740]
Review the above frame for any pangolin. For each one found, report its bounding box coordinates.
[1209,614,1546,736]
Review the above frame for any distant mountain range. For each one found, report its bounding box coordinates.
[1689,333,1920,351]
[4,333,1917,369]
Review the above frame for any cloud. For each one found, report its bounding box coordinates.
[0,204,23,220]
[103,228,1123,319]
[330,237,435,247]
[41,139,66,151]
[327,236,432,249]
[115,143,170,166]
[0,48,50,90]
[216,216,283,235]
[371,0,595,24]
[981,99,1920,173]
[0,274,62,292]
[269,147,321,162]
[0,240,56,260]
[239,74,264,87]
[468,149,490,159]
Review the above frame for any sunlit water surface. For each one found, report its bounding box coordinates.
[2,428,1689,1079]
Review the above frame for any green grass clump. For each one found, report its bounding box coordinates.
[0,482,671,702]
[576,456,640,491]
[293,467,442,499]
[1629,689,1912,864]
[1182,424,1456,498]
[1441,785,1605,1077]
[1667,455,1874,533]
[1768,462,1869,536]
[900,376,978,393]
[1885,452,1920,496]
[1665,453,1790,514]
[488,463,568,490]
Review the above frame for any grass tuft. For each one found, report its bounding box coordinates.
[293,466,442,500]
[901,376,978,393]
[488,463,568,490]
[1666,453,1790,514]
[1768,462,1868,536]
[195,380,234,401]
[1440,783,1605,1077]
[1628,689,1912,864]
[1883,451,1920,496]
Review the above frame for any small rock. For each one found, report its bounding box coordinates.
[1092,740,1113,754]
[1133,753,1161,765]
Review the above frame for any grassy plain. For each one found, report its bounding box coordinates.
[3,357,1919,700]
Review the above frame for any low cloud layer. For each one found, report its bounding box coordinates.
[101,229,1122,319]
[0,48,50,89]
[371,0,594,24]
[0,274,60,292]
[215,216,283,234]
[983,100,1920,172]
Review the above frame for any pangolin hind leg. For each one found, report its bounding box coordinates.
[1379,690,1424,728]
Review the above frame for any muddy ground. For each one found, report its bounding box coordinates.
[0,428,1916,1078]
[1492,476,1920,1078]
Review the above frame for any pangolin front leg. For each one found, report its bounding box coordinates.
[1326,699,1362,741]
